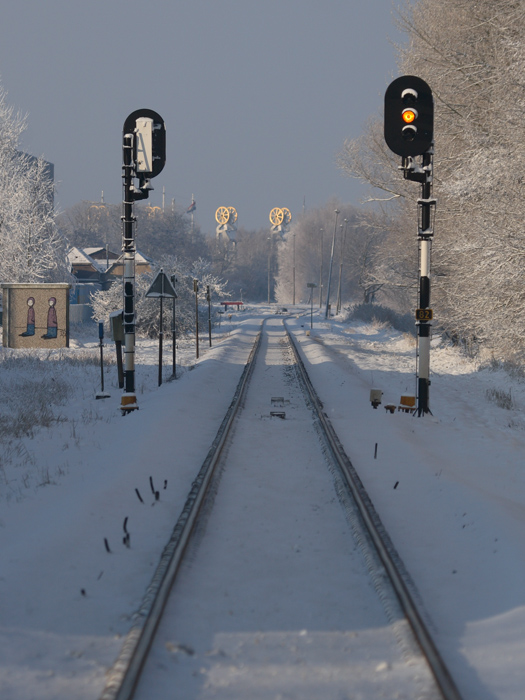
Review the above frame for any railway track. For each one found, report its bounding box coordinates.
[100,317,463,700]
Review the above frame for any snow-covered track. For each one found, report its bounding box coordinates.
[285,321,463,700]
[99,324,264,700]
[100,318,461,700]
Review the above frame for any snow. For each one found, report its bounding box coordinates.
[133,321,438,699]
[1,305,525,699]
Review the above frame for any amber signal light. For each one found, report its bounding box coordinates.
[402,109,417,124]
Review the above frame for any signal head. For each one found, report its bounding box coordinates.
[384,76,433,157]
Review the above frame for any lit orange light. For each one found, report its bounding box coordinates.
[402,109,416,124]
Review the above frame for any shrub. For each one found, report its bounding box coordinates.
[485,387,514,410]
[348,303,415,335]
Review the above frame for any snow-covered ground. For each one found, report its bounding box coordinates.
[1,304,525,699]
[133,318,440,700]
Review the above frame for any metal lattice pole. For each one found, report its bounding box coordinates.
[121,132,137,410]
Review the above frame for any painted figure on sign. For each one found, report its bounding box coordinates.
[42,297,58,339]
[20,297,36,336]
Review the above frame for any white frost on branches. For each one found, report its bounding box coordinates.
[0,83,70,284]
[91,256,230,338]
[338,0,525,359]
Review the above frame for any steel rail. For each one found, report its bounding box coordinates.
[285,323,464,700]
[99,324,264,700]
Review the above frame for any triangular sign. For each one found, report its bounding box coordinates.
[145,270,177,298]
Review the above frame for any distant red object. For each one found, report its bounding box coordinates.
[221,301,244,309]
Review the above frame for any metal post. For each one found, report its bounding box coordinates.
[96,320,110,399]
[99,324,105,393]
[325,209,340,318]
[399,147,436,416]
[292,231,296,305]
[191,192,195,239]
[115,339,124,388]
[171,275,177,379]
[319,229,323,308]
[307,282,317,329]
[158,294,163,387]
[121,132,137,411]
[194,279,199,359]
[416,148,434,416]
[99,337,105,393]
[207,285,212,347]
[267,236,272,304]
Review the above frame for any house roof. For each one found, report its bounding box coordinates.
[83,247,120,261]
[67,247,110,274]
[68,247,154,275]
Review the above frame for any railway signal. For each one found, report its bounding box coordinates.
[215,206,238,244]
[121,109,166,413]
[384,75,434,157]
[384,77,435,416]
[215,206,230,225]
[281,207,292,226]
[268,207,292,303]
[269,207,284,227]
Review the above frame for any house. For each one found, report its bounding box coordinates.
[107,250,153,277]
[68,246,154,304]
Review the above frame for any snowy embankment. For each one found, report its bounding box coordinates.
[0,315,259,700]
[1,306,525,699]
[287,313,525,700]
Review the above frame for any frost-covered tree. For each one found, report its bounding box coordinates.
[208,227,274,302]
[91,255,229,338]
[58,200,208,265]
[0,84,69,283]
[339,0,525,358]
[57,201,122,252]
[274,200,392,308]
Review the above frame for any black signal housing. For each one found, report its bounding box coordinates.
[384,76,434,157]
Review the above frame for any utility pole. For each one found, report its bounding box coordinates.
[336,218,348,314]
[207,285,212,347]
[190,192,195,239]
[307,282,317,328]
[267,236,272,304]
[319,228,324,308]
[292,230,296,306]
[325,209,340,318]
[171,275,177,379]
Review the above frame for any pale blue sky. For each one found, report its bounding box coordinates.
[0,0,404,232]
